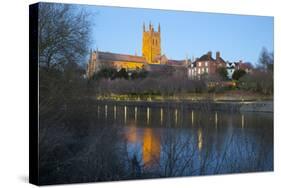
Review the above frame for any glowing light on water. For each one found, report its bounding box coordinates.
[97,105,100,119]
[160,108,163,125]
[241,114,245,128]
[124,106,127,124]
[198,128,203,151]
[147,107,150,125]
[105,105,108,119]
[191,110,194,126]
[142,128,160,167]
[175,109,178,125]
[126,126,137,143]
[114,105,117,120]
[215,112,218,128]
[134,107,138,122]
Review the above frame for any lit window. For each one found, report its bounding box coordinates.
[206,68,209,73]
[205,61,208,66]
[198,62,201,66]
[198,68,201,74]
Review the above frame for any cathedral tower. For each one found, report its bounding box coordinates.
[142,22,161,63]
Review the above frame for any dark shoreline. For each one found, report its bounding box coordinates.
[89,99,273,113]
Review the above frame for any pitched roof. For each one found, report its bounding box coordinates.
[238,62,253,69]
[167,59,186,66]
[197,54,215,62]
[97,51,146,63]
[217,57,226,64]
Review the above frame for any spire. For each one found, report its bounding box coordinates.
[158,23,161,32]
[149,21,152,30]
[143,22,145,32]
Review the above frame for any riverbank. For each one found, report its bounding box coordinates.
[95,90,273,101]
[89,90,273,113]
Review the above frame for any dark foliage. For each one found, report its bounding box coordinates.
[216,67,228,80]
[232,69,246,81]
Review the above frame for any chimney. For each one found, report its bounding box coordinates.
[207,51,212,58]
[216,51,220,60]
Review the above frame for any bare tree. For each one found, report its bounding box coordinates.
[258,47,274,71]
[38,3,93,69]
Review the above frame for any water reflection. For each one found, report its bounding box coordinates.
[241,114,244,129]
[135,107,138,122]
[105,105,108,119]
[191,110,194,126]
[41,103,273,184]
[160,108,163,125]
[114,105,117,120]
[175,109,178,126]
[126,125,137,143]
[124,106,127,124]
[95,104,273,172]
[215,112,218,129]
[198,128,203,152]
[142,128,160,167]
[147,107,150,125]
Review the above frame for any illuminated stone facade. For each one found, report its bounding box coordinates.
[86,22,164,79]
[142,23,161,63]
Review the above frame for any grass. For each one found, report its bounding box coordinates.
[95,90,273,102]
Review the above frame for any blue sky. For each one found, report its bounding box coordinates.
[85,5,273,65]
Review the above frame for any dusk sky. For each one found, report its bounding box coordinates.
[85,5,273,65]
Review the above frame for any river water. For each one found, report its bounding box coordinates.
[93,103,273,176]
[39,102,273,184]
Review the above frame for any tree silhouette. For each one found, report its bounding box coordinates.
[38,3,93,69]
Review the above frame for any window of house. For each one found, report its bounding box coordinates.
[206,68,209,73]
[198,68,201,74]
[198,62,201,67]
[205,61,208,67]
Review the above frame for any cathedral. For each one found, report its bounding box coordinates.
[86,22,187,79]
[86,22,248,80]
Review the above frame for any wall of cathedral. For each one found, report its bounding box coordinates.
[113,61,145,71]
[142,24,161,64]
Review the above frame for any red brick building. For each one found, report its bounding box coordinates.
[188,51,226,79]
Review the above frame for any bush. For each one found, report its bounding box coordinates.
[232,69,246,81]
